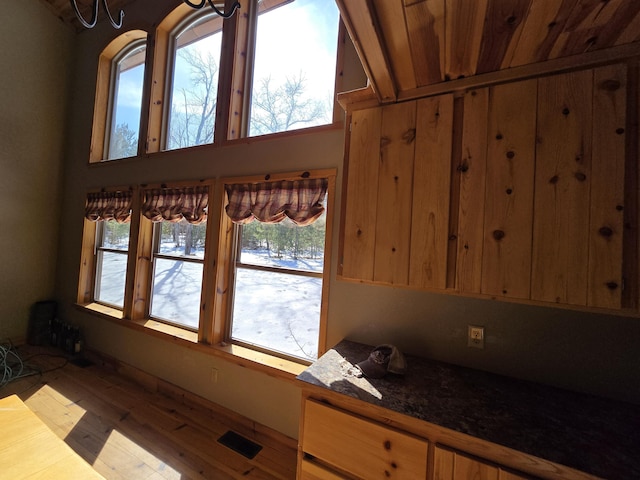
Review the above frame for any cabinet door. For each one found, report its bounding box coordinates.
[532,65,627,308]
[302,400,429,479]
[434,445,533,480]
[341,95,454,289]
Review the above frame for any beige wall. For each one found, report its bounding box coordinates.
[0,2,73,341]
[27,0,640,440]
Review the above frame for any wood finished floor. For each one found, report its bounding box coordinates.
[0,344,297,480]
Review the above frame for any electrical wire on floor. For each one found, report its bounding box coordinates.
[0,340,68,391]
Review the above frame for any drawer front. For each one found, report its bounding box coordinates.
[302,399,429,479]
[300,458,348,480]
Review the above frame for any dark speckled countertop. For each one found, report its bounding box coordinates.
[296,340,640,479]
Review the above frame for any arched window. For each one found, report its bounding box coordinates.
[90,30,148,163]
[248,0,340,137]
[165,11,223,150]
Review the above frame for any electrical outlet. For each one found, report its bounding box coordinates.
[211,368,218,383]
[468,325,485,349]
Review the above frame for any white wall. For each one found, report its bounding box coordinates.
[0,2,73,341]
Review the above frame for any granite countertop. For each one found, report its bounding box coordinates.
[297,340,640,479]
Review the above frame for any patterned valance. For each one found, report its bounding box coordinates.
[225,178,327,226]
[142,186,208,224]
[85,190,132,223]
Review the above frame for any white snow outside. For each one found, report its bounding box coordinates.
[95,247,323,361]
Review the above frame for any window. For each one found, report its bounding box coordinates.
[150,219,207,329]
[248,0,340,136]
[79,190,133,310]
[95,221,131,307]
[166,12,223,150]
[106,40,146,160]
[142,186,209,330]
[223,174,332,362]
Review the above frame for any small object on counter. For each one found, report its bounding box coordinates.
[355,344,406,378]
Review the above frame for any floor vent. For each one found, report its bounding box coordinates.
[217,430,263,459]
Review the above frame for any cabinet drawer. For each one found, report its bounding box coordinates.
[300,458,347,480]
[302,399,429,479]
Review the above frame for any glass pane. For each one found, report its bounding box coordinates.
[107,43,146,160]
[101,221,131,251]
[239,214,325,273]
[249,0,339,137]
[95,251,127,307]
[150,258,203,329]
[167,13,223,150]
[158,219,206,259]
[231,268,322,360]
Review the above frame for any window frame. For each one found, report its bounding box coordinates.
[89,30,148,164]
[212,170,336,362]
[93,220,131,309]
[104,38,147,161]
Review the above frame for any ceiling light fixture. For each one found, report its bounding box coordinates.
[70,0,241,29]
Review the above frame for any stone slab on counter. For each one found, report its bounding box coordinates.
[297,340,640,479]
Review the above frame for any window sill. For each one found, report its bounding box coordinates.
[75,303,307,382]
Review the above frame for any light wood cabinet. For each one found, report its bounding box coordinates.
[300,399,429,479]
[434,445,533,480]
[341,94,454,290]
[339,60,639,314]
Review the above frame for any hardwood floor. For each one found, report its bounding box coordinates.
[0,344,297,479]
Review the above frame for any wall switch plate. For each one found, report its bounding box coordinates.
[468,325,485,349]
[211,368,218,383]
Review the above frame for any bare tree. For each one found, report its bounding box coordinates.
[108,123,137,159]
[168,48,219,149]
[250,72,327,135]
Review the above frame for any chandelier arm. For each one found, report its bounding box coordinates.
[205,0,241,19]
[101,0,124,29]
[69,0,99,29]
[182,0,207,7]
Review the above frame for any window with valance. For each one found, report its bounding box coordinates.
[223,176,329,362]
[143,185,210,330]
[84,190,133,309]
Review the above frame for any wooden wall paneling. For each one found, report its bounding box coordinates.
[373,102,417,285]
[481,80,537,299]
[622,61,639,310]
[456,89,489,294]
[587,63,627,309]
[444,0,489,80]
[373,0,417,92]
[508,0,579,67]
[403,0,446,87]
[476,0,532,74]
[531,70,593,305]
[409,94,454,290]
[446,95,465,289]
[341,108,383,281]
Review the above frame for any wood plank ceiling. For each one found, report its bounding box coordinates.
[335,0,640,103]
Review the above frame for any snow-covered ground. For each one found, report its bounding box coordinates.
[96,249,323,360]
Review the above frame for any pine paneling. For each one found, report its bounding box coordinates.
[341,108,383,281]
[456,88,489,294]
[532,70,593,305]
[373,102,417,285]
[409,94,454,289]
[481,80,537,299]
[588,63,627,308]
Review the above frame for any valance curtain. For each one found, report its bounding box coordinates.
[85,191,132,223]
[225,178,328,226]
[141,186,209,224]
